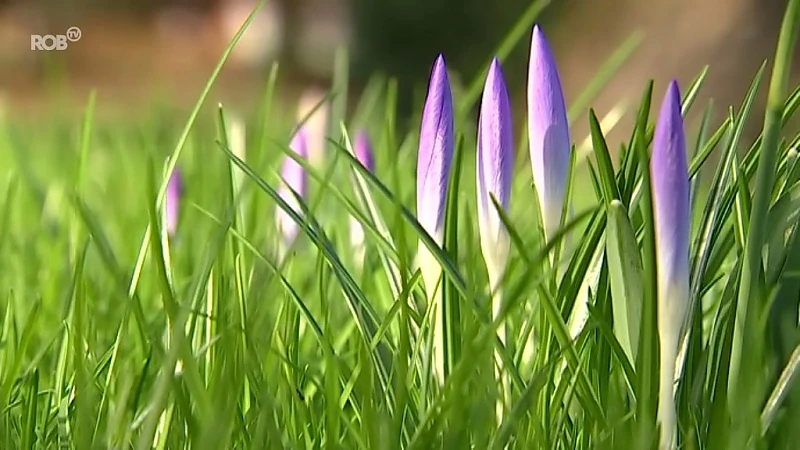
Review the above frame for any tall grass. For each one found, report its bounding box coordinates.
[1,0,800,448]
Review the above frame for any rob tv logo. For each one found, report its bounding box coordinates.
[31,27,82,51]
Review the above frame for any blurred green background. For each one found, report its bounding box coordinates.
[0,0,796,144]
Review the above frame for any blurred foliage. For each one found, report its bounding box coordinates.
[351,0,544,115]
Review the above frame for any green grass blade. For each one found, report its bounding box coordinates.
[730,2,800,446]
[606,200,643,362]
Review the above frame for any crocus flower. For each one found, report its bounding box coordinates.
[350,130,375,269]
[165,167,183,237]
[650,80,690,450]
[524,24,574,379]
[477,57,514,291]
[528,24,571,242]
[275,129,309,260]
[354,130,375,173]
[417,55,454,258]
[477,57,514,422]
[416,54,454,384]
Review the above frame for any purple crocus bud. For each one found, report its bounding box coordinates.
[275,129,309,259]
[417,54,454,248]
[350,130,375,269]
[354,130,375,173]
[165,167,183,237]
[650,80,690,449]
[416,54,454,384]
[477,57,514,289]
[477,57,515,422]
[528,24,571,241]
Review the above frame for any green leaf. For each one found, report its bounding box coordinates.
[731,2,800,446]
[589,110,622,205]
[606,200,644,363]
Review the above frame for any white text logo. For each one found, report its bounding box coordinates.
[31,27,81,51]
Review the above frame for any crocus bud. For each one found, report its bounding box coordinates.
[477,57,514,291]
[165,167,184,237]
[528,24,571,242]
[350,130,375,269]
[275,129,309,260]
[477,57,514,422]
[416,54,454,384]
[417,55,454,253]
[650,80,690,450]
[354,130,375,173]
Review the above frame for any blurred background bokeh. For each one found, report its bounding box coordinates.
[0,0,797,144]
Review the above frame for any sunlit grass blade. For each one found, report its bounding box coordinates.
[70,196,150,346]
[589,109,622,204]
[677,69,766,408]
[631,80,658,449]
[338,126,404,300]
[126,0,267,309]
[606,200,643,363]
[330,47,350,146]
[761,341,800,435]
[705,258,742,447]
[71,90,96,262]
[219,138,396,405]
[442,135,465,382]
[731,2,800,446]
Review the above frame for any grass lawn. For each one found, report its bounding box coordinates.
[2,2,800,449]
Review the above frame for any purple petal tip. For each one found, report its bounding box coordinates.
[354,131,375,173]
[530,25,558,69]
[168,169,183,193]
[431,55,449,86]
[531,24,548,49]
[166,168,183,236]
[654,81,685,158]
[665,80,682,113]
